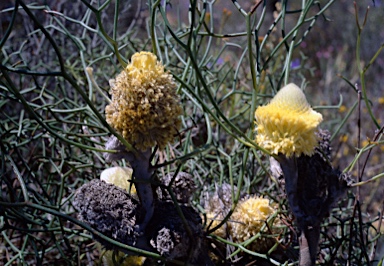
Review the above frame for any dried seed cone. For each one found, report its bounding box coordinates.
[105,52,182,151]
[202,183,234,238]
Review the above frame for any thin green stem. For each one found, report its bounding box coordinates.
[246,14,258,125]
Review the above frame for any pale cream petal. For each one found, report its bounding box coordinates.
[100,166,134,191]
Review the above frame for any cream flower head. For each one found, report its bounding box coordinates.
[255,83,323,157]
[100,166,135,193]
[105,52,182,151]
[230,196,280,252]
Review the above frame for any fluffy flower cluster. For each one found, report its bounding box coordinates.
[204,193,279,252]
[255,83,323,157]
[105,51,182,151]
[230,197,280,252]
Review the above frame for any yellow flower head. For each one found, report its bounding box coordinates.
[255,83,323,157]
[205,211,228,238]
[105,52,182,151]
[102,249,145,266]
[100,166,136,193]
[230,196,280,252]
